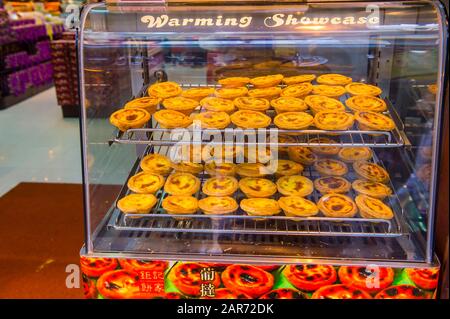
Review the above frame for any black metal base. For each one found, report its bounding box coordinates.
[61,104,80,118]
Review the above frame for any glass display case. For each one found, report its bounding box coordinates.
[79,0,447,299]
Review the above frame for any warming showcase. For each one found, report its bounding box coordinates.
[79,1,447,299]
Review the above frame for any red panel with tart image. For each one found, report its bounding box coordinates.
[338,266,394,294]
[312,284,372,299]
[283,264,337,291]
[201,288,251,299]
[96,269,152,299]
[80,256,118,278]
[221,264,274,298]
[118,259,168,273]
[259,288,308,299]
[168,262,221,296]
[405,268,439,290]
[375,284,430,299]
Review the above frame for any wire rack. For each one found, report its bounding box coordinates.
[106,144,407,238]
[110,83,409,148]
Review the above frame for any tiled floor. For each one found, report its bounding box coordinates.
[0,88,82,196]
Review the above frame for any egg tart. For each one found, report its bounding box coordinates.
[250,74,284,88]
[427,84,438,95]
[314,159,348,176]
[140,153,172,175]
[117,194,157,215]
[253,60,282,69]
[352,179,392,199]
[276,175,314,197]
[198,196,238,215]
[236,163,272,177]
[163,96,198,115]
[345,95,387,112]
[202,176,239,197]
[148,81,182,99]
[276,160,304,176]
[202,145,241,163]
[278,196,319,217]
[338,147,373,163]
[355,194,394,220]
[124,96,161,114]
[304,95,346,115]
[248,87,282,100]
[200,97,236,114]
[243,146,274,163]
[218,77,251,88]
[274,112,314,130]
[191,111,231,129]
[205,162,236,176]
[288,146,318,165]
[308,137,341,155]
[239,177,277,198]
[317,74,352,86]
[234,97,270,112]
[127,172,165,194]
[278,135,296,154]
[281,83,313,99]
[215,87,248,99]
[110,108,150,132]
[170,161,204,175]
[353,161,390,184]
[240,198,281,217]
[164,172,201,196]
[230,110,271,129]
[354,111,395,131]
[314,176,351,194]
[345,83,382,96]
[283,74,316,85]
[314,111,355,131]
[317,194,358,218]
[271,97,308,114]
[181,87,214,101]
[153,109,193,129]
[312,85,346,99]
[162,195,198,218]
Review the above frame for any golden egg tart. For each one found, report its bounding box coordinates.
[314,111,355,131]
[271,97,308,114]
[200,97,236,114]
[248,87,282,100]
[153,109,193,129]
[278,196,319,217]
[278,135,296,154]
[215,87,248,99]
[164,172,201,196]
[250,74,284,88]
[274,112,314,130]
[202,176,239,197]
[127,172,165,194]
[124,96,161,114]
[312,85,346,99]
[170,161,204,175]
[181,87,214,101]
[338,147,373,163]
[191,111,231,129]
[240,198,281,216]
[281,83,313,99]
[352,179,392,199]
[253,60,282,69]
[243,146,274,163]
[314,176,351,194]
[276,160,304,176]
[236,163,272,177]
[163,96,198,115]
[276,175,314,197]
[239,177,277,198]
[317,74,352,86]
[218,77,251,88]
[205,162,237,176]
[355,194,394,220]
[234,97,270,112]
[198,196,238,215]
[202,145,241,163]
[110,108,150,132]
[308,137,341,156]
[354,111,395,131]
[345,83,382,96]
[304,95,346,115]
[288,146,318,166]
[314,158,348,176]
[317,194,357,218]
[283,74,316,85]
[345,95,387,112]
[117,194,157,215]
[427,84,438,95]
[148,81,182,99]
[162,195,198,217]
[353,161,390,184]
[140,153,172,175]
[230,110,271,129]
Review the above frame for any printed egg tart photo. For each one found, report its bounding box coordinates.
[250,74,284,88]
[230,110,272,129]
[123,96,161,114]
[276,175,314,197]
[248,86,282,100]
[234,96,270,112]
[200,97,236,114]
[109,108,150,132]
[164,172,201,196]
[148,81,182,99]
[202,176,239,197]
[153,109,193,129]
[238,177,277,198]
[278,196,319,217]
[190,111,231,129]
[214,86,248,99]
[271,96,308,114]
[317,193,358,218]
[345,82,382,96]
[314,176,351,194]
[180,87,214,101]
[198,196,238,215]
[316,73,353,86]
[305,95,346,115]
[280,83,313,99]
[283,74,316,85]
[311,85,346,99]
[218,76,251,88]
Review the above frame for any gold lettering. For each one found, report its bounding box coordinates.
[194,18,214,26]
[141,15,169,28]
[239,16,252,28]
[224,18,238,26]
[264,14,285,28]
[182,18,194,26]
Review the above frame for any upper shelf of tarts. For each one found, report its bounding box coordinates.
[109,73,408,148]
